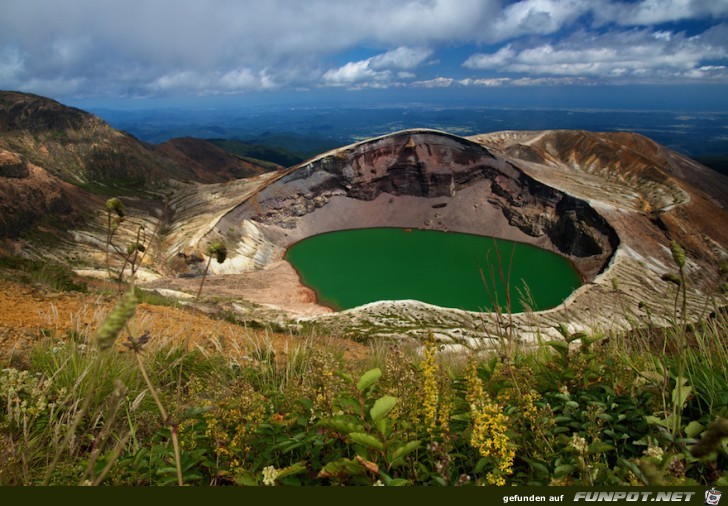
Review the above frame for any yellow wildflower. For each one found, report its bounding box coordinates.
[420,336,441,437]
[522,390,541,426]
[465,359,515,486]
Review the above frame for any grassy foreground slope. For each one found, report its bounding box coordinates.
[0,250,726,486]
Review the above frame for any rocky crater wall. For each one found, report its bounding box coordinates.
[204,130,619,282]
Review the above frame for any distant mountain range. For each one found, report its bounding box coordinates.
[89,102,728,175]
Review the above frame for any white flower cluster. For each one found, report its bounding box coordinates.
[643,444,664,459]
[262,465,278,486]
[570,433,588,454]
[1,368,55,426]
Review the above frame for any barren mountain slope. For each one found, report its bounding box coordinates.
[0,91,275,243]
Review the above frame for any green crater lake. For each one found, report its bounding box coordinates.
[284,228,581,312]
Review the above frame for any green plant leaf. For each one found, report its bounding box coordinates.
[349,432,384,451]
[521,457,550,478]
[155,466,179,476]
[588,441,615,454]
[645,415,669,428]
[388,478,411,486]
[684,420,704,438]
[390,440,421,468]
[374,418,390,438]
[618,458,648,485]
[474,457,488,473]
[357,368,382,392]
[335,371,353,383]
[277,440,306,453]
[370,395,397,422]
[319,416,365,435]
[181,405,213,419]
[567,331,587,343]
[672,377,692,409]
[554,464,576,477]
[276,461,308,479]
[318,458,366,480]
[556,323,570,338]
[297,397,313,411]
[547,340,569,353]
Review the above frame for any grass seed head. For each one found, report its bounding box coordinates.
[96,290,137,350]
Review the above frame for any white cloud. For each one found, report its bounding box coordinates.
[369,47,433,70]
[0,0,727,98]
[680,64,728,79]
[412,77,455,88]
[592,0,728,26]
[486,0,592,41]
[457,77,509,86]
[323,46,432,86]
[219,69,278,91]
[508,76,594,86]
[463,45,516,69]
[323,61,384,85]
[415,76,593,87]
[464,25,728,82]
[150,68,279,95]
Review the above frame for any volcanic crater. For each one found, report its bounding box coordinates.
[200,130,618,282]
[3,93,726,349]
[149,128,726,347]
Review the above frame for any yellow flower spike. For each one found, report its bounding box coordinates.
[466,362,515,486]
[420,336,441,437]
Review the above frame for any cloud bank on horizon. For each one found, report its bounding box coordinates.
[1,0,727,101]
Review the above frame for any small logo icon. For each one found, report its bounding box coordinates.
[706,489,722,506]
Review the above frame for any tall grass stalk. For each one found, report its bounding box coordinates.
[127,333,183,487]
[478,239,518,360]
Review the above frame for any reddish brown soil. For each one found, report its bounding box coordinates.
[0,279,368,366]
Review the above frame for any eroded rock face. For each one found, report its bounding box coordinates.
[0,150,29,179]
[205,130,618,281]
[0,154,88,238]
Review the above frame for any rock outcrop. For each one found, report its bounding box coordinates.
[0,148,89,238]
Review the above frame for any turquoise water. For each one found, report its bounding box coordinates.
[284,228,581,312]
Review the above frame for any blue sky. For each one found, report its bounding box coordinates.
[1,0,728,110]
